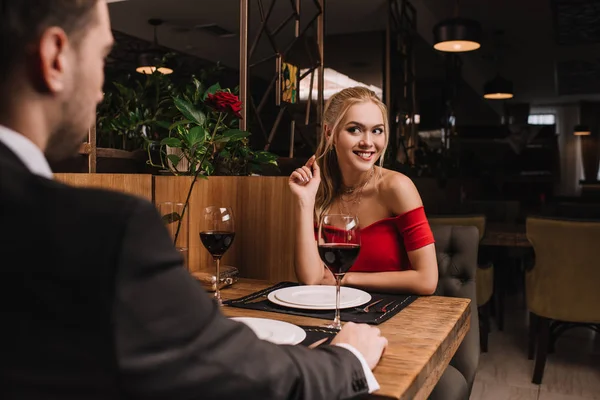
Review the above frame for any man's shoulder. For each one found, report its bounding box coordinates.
[45,177,155,220]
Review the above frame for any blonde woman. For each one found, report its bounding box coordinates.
[289,87,438,295]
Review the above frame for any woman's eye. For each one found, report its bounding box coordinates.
[348,127,361,134]
[373,128,384,134]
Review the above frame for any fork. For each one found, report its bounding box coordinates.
[378,300,396,313]
[354,298,383,313]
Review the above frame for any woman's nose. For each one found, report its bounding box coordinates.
[360,134,373,147]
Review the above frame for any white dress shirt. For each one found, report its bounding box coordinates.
[0,125,53,179]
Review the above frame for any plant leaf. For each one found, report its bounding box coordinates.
[169,119,192,131]
[166,154,182,168]
[160,137,182,147]
[154,120,171,130]
[186,126,207,147]
[173,97,206,126]
[162,211,181,225]
[202,82,222,100]
[214,135,230,143]
[222,129,250,141]
[254,151,279,165]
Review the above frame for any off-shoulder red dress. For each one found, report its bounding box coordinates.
[317,206,435,272]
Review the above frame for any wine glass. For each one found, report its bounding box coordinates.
[317,214,361,330]
[200,206,235,306]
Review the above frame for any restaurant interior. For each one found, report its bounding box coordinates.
[53,0,600,399]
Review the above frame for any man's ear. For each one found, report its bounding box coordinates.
[37,27,70,94]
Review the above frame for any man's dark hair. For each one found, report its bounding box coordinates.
[0,0,99,83]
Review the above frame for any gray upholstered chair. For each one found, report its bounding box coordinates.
[428,214,494,352]
[429,225,480,400]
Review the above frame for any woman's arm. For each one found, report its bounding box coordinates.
[293,200,331,285]
[342,245,437,294]
[343,173,438,295]
[289,156,332,285]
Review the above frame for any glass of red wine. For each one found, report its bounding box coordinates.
[317,214,361,330]
[200,206,235,306]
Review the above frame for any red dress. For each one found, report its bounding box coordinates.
[316,207,435,272]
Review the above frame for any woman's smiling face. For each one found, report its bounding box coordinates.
[333,101,387,174]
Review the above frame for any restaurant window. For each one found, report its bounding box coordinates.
[528,114,555,125]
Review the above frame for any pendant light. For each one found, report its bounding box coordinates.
[483,31,513,100]
[483,74,514,100]
[433,0,482,53]
[574,124,591,136]
[136,19,173,75]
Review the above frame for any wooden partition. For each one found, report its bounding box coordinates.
[53,174,296,282]
[154,176,297,282]
[54,173,153,201]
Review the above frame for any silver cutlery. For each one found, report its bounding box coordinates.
[378,300,396,313]
[354,298,383,313]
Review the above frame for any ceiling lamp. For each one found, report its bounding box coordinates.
[483,74,514,100]
[433,17,482,53]
[136,19,173,75]
[574,124,591,136]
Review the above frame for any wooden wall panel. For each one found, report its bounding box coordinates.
[154,176,297,282]
[54,173,153,201]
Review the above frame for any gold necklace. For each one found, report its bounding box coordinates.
[339,168,374,217]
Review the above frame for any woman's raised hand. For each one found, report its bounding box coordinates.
[288,155,321,205]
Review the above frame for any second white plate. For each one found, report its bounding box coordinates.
[231,317,306,345]
[268,285,371,310]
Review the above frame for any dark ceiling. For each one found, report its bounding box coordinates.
[107,0,600,106]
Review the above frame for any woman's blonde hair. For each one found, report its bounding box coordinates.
[314,86,390,221]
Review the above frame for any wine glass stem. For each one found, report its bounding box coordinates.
[333,274,342,330]
[214,257,222,306]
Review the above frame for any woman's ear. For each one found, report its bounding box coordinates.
[324,125,335,145]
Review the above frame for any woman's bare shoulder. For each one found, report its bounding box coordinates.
[376,168,422,214]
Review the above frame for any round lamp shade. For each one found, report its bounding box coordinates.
[433,18,482,53]
[483,75,514,100]
[136,52,173,75]
[574,124,591,136]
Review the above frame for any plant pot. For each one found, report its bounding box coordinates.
[166,146,201,173]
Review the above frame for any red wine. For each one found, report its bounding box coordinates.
[200,231,236,258]
[318,243,360,275]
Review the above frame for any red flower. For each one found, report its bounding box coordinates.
[205,91,243,119]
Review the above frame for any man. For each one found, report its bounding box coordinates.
[0,1,387,399]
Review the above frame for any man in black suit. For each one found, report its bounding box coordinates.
[0,1,387,399]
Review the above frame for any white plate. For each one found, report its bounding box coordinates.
[268,285,371,310]
[231,317,306,345]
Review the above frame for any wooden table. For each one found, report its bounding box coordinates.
[220,279,471,400]
[481,223,530,247]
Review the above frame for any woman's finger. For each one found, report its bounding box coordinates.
[301,166,313,179]
[294,168,309,182]
[289,171,306,184]
[305,154,316,168]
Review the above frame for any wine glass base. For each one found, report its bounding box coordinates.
[323,321,342,331]
[214,292,223,306]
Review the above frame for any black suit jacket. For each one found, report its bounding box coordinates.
[0,142,369,399]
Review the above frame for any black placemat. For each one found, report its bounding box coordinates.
[224,282,417,325]
[298,326,337,347]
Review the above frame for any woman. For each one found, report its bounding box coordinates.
[289,87,438,295]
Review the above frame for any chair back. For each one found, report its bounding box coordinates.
[429,214,486,241]
[431,225,480,391]
[526,216,600,323]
